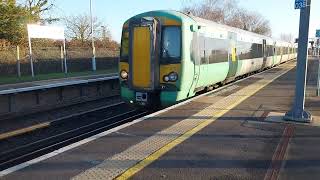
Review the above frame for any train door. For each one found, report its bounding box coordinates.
[272,42,276,66]
[226,32,238,79]
[280,46,282,63]
[190,32,201,94]
[128,17,160,90]
[262,39,267,69]
[194,34,207,89]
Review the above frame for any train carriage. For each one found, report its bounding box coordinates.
[119,10,297,107]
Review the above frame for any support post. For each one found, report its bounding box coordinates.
[60,45,64,73]
[63,39,68,74]
[90,0,96,71]
[284,0,312,122]
[16,45,21,77]
[317,38,320,96]
[317,58,320,96]
[28,35,35,78]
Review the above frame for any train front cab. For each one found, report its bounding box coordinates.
[119,12,186,107]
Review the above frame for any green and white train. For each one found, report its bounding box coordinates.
[119,10,297,107]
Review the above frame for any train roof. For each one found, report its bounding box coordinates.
[180,11,293,46]
[124,10,294,46]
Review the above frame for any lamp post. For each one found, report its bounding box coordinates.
[90,0,96,71]
[101,25,106,40]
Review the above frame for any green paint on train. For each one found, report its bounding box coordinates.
[119,10,297,108]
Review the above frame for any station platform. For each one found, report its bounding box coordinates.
[0,73,118,95]
[1,58,320,180]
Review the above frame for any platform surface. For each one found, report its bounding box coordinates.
[0,73,118,95]
[1,58,320,180]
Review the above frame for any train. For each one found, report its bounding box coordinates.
[119,10,297,107]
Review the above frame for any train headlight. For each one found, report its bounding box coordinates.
[163,72,178,82]
[163,75,170,82]
[120,70,128,79]
[168,72,178,82]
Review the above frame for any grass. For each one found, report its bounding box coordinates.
[0,68,118,85]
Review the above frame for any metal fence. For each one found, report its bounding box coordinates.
[0,46,119,77]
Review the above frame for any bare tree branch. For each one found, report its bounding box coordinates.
[17,0,56,23]
[64,14,109,43]
[182,0,272,36]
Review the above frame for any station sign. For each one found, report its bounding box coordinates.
[316,29,320,38]
[294,0,307,9]
[27,24,67,78]
[27,24,65,40]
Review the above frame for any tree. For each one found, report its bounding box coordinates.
[0,3,28,45]
[229,10,272,36]
[64,14,110,43]
[183,0,272,36]
[183,0,225,23]
[17,0,58,23]
[0,0,57,45]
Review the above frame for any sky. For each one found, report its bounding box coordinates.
[52,0,320,42]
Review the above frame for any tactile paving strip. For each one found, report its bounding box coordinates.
[72,64,295,180]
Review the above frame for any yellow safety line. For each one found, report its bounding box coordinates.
[0,122,50,141]
[116,67,294,180]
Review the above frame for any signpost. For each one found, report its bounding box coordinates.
[284,0,312,122]
[316,31,320,96]
[27,24,67,77]
[317,55,320,96]
[295,0,307,9]
[316,30,320,38]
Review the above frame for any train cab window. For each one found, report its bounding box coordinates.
[120,29,129,61]
[161,26,181,62]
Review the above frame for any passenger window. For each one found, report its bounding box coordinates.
[161,26,181,60]
[207,38,228,63]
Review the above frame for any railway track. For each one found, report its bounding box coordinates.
[0,103,148,171]
[0,60,296,172]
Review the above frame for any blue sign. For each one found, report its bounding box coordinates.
[295,0,306,9]
[316,30,320,38]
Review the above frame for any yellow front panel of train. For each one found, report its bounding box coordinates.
[132,26,151,88]
[160,64,181,84]
[119,62,129,72]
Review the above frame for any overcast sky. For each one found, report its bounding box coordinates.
[53,0,320,42]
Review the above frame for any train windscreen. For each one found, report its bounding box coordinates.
[161,26,181,62]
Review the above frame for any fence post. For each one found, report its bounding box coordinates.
[16,45,21,77]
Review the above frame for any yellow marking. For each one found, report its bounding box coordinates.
[116,66,294,180]
[232,47,237,62]
[161,18,182,26]
[0,122,50,141]
[119,62,129,72]
[132,26,151,88]
[160,64,181,83]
